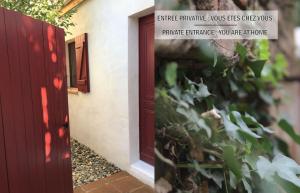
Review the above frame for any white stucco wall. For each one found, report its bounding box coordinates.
[296,27,300,58]
[65,0,154,184]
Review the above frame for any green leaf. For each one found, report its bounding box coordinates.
[231,111,261,139]
[196,83,211,98]
[242,179,252,193]
[223,146,242,180]
[242,164,251,179]
[229,80,239,92]
[256,39,270,60]
[219,111,241,141]
[186,79,211,99]
[243,113,273,134]
[261,63,277,85]
[275,176,300,193]
[230,171,238,189]
[256,156,274,180]
[273,54,288,79]
[213,52,218,67]
[177,108,212,137]
[165,62,178,87]
[258,180,282,193]
[196,118,212,137]
[236,43,247,63]
[248,60,266,78]
[238,131,258,147]
[244,154,258,170]
[261,54,287,84]
[194,162,224,188]
[182,93,194,105]
[259,90,274,105]
[274,137,290,156]
[169,86,181,100]
[279,119,300,145]
[256,154,300,188]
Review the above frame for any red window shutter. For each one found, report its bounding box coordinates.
[75,33,90,93]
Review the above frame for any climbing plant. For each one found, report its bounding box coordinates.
[297,0,300,26]
[0,0,75,31]
[155,39,300,193]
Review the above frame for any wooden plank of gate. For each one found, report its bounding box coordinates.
[0,9,25,193]
[0,99,9,193]
[24,11,48,193]
[57,27,74,193]
[17,12,45,193]
[42,22,61,193]
[0,100,9,193]
[0,7,10,193]
[4,10,32,193]
[54,26,73,193]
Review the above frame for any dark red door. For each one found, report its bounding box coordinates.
[0,98,9,193]
[0,7,73,193]
[139,14,155,165]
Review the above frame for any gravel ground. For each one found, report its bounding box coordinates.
[71,139,121,187]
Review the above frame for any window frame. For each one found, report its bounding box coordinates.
[66,38,79,94]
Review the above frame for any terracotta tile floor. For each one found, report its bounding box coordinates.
[74,171,154,193]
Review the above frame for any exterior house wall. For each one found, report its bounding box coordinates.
[296,28,300,59]
[65,0,154,186]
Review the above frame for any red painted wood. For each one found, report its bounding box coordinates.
[25,13,49,193]
[17,12,45,193]
[0,8,10,193]
[0,9,27,193]
[0,98,9,193]
[6,10,35,193]
[0,99,9,193]
[57,28,74,193]
[42,23,64,193]
[139,14,155,165]
[0,7,73,193]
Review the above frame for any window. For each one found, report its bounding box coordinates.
[66,33,90,93]
[68,41,77,88]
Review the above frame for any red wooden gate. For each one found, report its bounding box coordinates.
[0,7,73,193]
